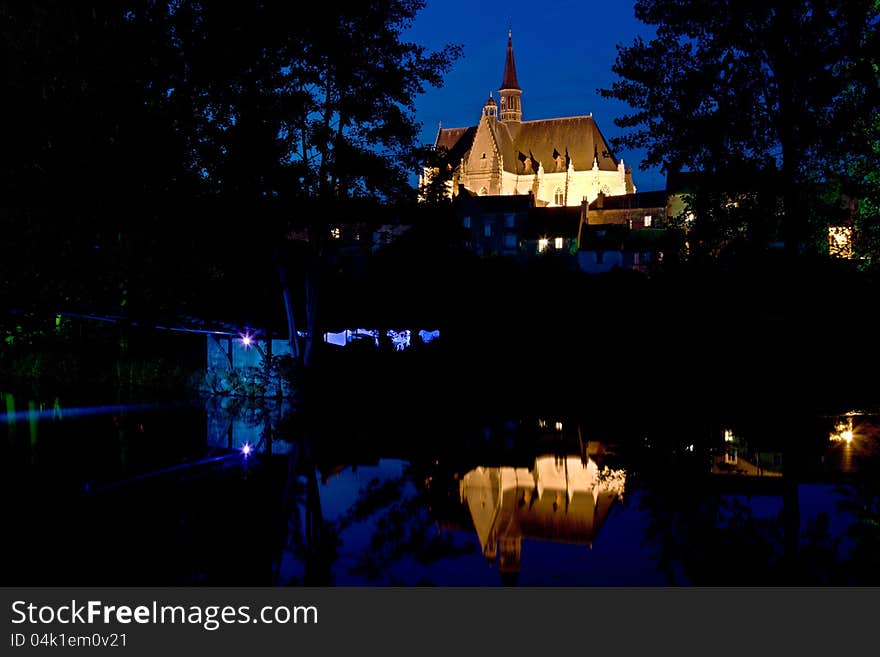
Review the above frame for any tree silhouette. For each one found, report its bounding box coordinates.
[1,1,461,366]
[600,1,880,258]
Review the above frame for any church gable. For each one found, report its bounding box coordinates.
[436,125,477,167]
[465,116,503,176]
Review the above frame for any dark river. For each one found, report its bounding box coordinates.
[3,389,879,586]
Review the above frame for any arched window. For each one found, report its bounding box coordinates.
[554,188,564,206]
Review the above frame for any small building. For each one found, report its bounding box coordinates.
[521,205,582,256]
[455,189,583,258]
[587,190,669,228]
[577,224,666,274]
[454,190,533,255]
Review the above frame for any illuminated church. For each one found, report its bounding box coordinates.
[432,31,635,207]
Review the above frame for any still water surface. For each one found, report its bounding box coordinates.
[3,390,879,586]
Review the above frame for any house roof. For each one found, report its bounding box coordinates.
[589,190,668,212]
[436,114,619,175]
[455,188,535,213]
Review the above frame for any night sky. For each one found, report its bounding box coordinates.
[406,0,665,192]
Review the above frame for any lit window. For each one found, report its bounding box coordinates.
[538,238,549,253]
[554,421,563,431]
[644,215,653,227]
[330,227,341,239]
[484,222,492,237]
[828,226,853,258]
[554,188,564,205]
[554,237,564,250]
[462,216,471,228]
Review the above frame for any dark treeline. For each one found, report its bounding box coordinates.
[1,1,878,411]
[601,0,880,263]
[0,1,460,355]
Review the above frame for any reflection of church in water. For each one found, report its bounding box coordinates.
[460,447,626,580]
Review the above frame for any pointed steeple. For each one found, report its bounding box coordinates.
[498,30,523,123]
[500,30,520,91]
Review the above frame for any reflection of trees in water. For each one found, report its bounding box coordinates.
[333,467,476,584]
[639,475,880,585]
[638,478,787,585]
[269,415,880,585]
[835,482,880,584]
[273,428,338,586]
[274,448,475,585]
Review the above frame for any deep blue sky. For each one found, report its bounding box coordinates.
[405,0,665,191]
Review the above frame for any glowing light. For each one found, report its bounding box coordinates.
[830,417,854,443]
[387,329,411,351]
[555,421,563,431]
[242,443,252,457]
[538,238,549,253]
[418,329,440,344]
[554,237,563,250]
[330,227,341,239]
[828,226,853,259]
[724,429,735,442]
[324,331,347,347]
[238,331,254,349]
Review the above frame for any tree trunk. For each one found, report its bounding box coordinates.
[778,4,801,258]
[275,256,301,362]
[303,264,319,369]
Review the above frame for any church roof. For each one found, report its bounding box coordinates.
[498,117,618,174]
[500,31,520,90]
[435,125,477,166]
[436,115,619,175]
[455,188,535,213]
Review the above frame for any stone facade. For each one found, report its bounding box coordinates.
[428,32,635,208]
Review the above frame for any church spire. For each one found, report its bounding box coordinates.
[500,30,520,91]
[498,30,522,123]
